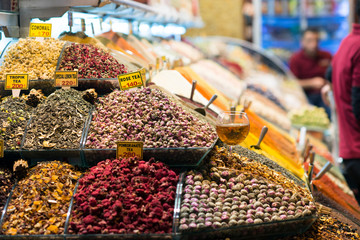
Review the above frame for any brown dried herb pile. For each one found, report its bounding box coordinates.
[0,95,37,150]
[1,161,82,235]
[58,43,127,79]
[285,216,359,240]
[0,168,15,212]
[23,88,92,150]
[69,157,178,234]
[86,88,217,149]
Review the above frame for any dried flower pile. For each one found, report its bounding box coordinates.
[86,88,217,148]
[23,88,92,150]
[0,38,65,80]
[178,147,316,231]
[0,168,15,212]
[58,43,127,79]
[69,157,178,234]
[1,161,81,235]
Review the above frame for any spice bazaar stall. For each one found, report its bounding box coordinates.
[0,0,359,239]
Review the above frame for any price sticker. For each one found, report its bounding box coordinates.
[5,74,29,90]
[0,139,3,158]
[117,68,145,91]
[29,23,52,38]
[116,141,143,159]
[54,71,78,87]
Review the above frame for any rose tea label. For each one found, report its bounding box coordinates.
[116,141,143,159]
[29,23,52,38]
[5,74,29,90]
[117,68,145,91]
[54,71,78,88]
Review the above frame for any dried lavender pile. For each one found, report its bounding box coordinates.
[86,88,217,148]
[1,161,81,235]
[58,43,127,79]
[69,158,178,234]
[0,95,37,150]
[178,147,316,232]
[23,88,92,150]
[0,168,15,212]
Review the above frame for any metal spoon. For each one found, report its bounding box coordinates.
[250,126,268,150]
[195,94,217,116]
[313,161,333,180]
[190,80,197,102]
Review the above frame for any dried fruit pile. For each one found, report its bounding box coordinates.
[58,43,128,79]
[286,215,359,240]
[0,38,65,80]
[69,157,178,234]
[178,147,316,231]
[1,161,81,235]
[23,88,92,149]
[86,88,217,148]
[0,168,15,212]
[0,96,36,150]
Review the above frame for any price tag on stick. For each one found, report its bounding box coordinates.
[54,71,78,89]
[5,74,29,97]
[29,23,52,38]
[117,68,146,91]
[116,141,143,159]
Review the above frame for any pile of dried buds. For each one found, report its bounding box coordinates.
[58,43,128,79]
[1,161,81,235]
[23,88,93,149]
[178,147,316,231]
[0,168,15,212]
[86,88,217,148]
[69,157,178,234]
[0,96,37,150]
[0,38,65,80]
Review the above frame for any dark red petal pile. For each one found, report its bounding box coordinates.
[69,158,178,234]
[59,43,127,79]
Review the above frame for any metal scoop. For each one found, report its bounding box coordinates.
[195,94,217,116]
[190,80,197,102]
[250,126,268,150]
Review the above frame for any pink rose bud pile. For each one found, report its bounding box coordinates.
[86,88,217,149]
[59,43,127,79]
[69,157,178,234]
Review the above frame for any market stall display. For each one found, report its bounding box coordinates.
[290,107,330,130]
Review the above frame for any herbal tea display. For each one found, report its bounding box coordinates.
[1,161,81,235]
[0,168,15,212]
[23,88,94,150]
[177,147,316,237]
[69,157,178,234]
[0,90,44,150]
[86,87,217,149]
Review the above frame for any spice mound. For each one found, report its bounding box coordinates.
[0,38,65,80]
[0,96,36,150]
[69,157,178,234]
[178,147,316,232]
[0,168,15,212]
[1,161,81,235]
[58,43,128,79]
[86,88,217,149]
[23,88,92,150]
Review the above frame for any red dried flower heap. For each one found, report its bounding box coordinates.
[58,43,127,79]
[69,157,178,234]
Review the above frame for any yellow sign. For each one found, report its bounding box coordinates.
[0,139,3,158]
[117,69,145,91]
[5,74,29,90]
[116,141,143,159]
[29,23,52,38]
[54,71,78,87]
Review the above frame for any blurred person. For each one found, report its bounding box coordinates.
[289,28,331,117]
[322,0,360,204]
